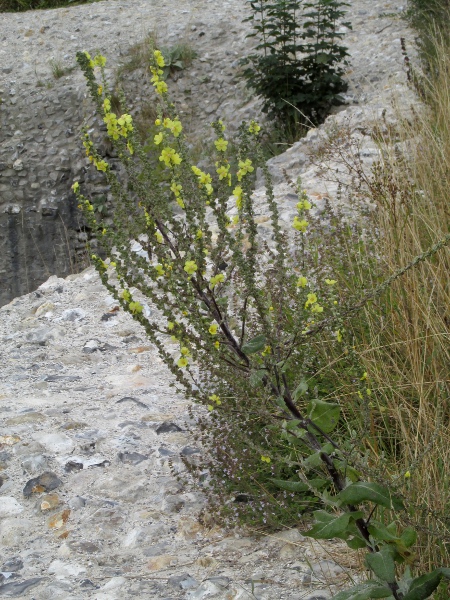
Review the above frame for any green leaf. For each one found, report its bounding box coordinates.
[400,527,417,548]
[365,546,397,584]
[368,522,401,544]
[285,419,302,430]
[305,510,363,540]
[271,479,309,493]
[346,535,368,550]
[403,568,450,600]
[331,581,394,600]
[293,379,308,399]
[242,334,267,355]
[307,398,340,433]
[249,369,266,388]
[336,482,405,511]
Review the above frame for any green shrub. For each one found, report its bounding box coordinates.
[240,0,351,126]
[0,0,95,11]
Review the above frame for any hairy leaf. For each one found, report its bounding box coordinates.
[305,510,363,539]
[365,546,397,584]
[336,482,405,511]
[242,334,266,354]
[331,581,394,600]
[307,398,340,433]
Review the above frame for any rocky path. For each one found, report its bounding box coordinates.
[1,268,358,600]
[0,0,421,598]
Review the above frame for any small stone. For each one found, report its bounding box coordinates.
[43,375,81,383]
[168,573,198,590]
[156,421,182,434]
[1,557,23,572]
[21,454,49,474]
[68,496,86,510]
[0,578,42,597]
[118,451,148,465]
[61,308,86,321]
[64,460,83,472]
[33,432,74,453]
[116,396,148,408]
[23,471,62,498]
[0,497,24,518]
[40,493,60,511]
[48,508,71,530]
[80,579,99,589]
[34,301,55,317]
[0,435,20,447]
[181,446,201,456]
[48,559,86,578]
[147,554,177,571]
[6,412,46,425]
[68,540,100,554]
[60,421,87,430]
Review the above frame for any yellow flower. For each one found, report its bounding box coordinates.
[237,158,254,181]
[325,279,337,286]
[305,293,318,308]
[155,264,165,276]
[336,329,343,342]
[262,345,271,356]
[159,147,182,167]
[170,119,183,137]
[216,164,230,180]
[184,260,198,275]
[127,142,134,155]
[209,394,221,405]
[196,229,203,239]
[129,301,143,314]
[103,98,111,113]
[167,321,174,330]
[296,199,312,210]
[214,341,220,349]
[293,217,309,232]
[210,273,225,288]
[155,80,168,95]
[97,85,103,96]
[366,388,372,396]
[214,138,228,152]
[154,50,165,68]
[404,471,411,479]
[218,119,225,132]
[209,323,218,335]
[155,118,161,126]
[233,185,243,209]
[95,159,108,172]
[176,197,185,209]
[360,372,368,380]
[297,276,308,288]
[232,215,239,225]
[205,183,213,196]
[207,405,214,411]
[261,455,271,463]
[154,132,164,145]
[121,289,131,302]
[155,231,163,244]
[170,181,182,196]
[180,346,190,356]
[311,304,324,313]
[177,357,188,368]
[93,54,106,67]
[248,120,261,135]
[72,181,79,192]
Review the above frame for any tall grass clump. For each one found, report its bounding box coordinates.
[72,46,450,599]
[308,31,450,596]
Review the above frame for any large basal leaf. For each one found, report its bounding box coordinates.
[331,581,394,600]
[336,482,405,511]
[271,479,309,493]
[403,568,450,600]
[307,398,340,433]
[346,535,368,550]
[400,527,417,549]
[365,546,396,584]
[305,510,363,540]
[242,334,267,355]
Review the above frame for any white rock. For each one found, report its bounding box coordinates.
[33,432,74,453]
[48,559,87,579]
[0,496,24,518]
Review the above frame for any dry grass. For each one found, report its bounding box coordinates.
[343,40,450,579]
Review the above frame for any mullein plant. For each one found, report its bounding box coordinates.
[74,49,450,600]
